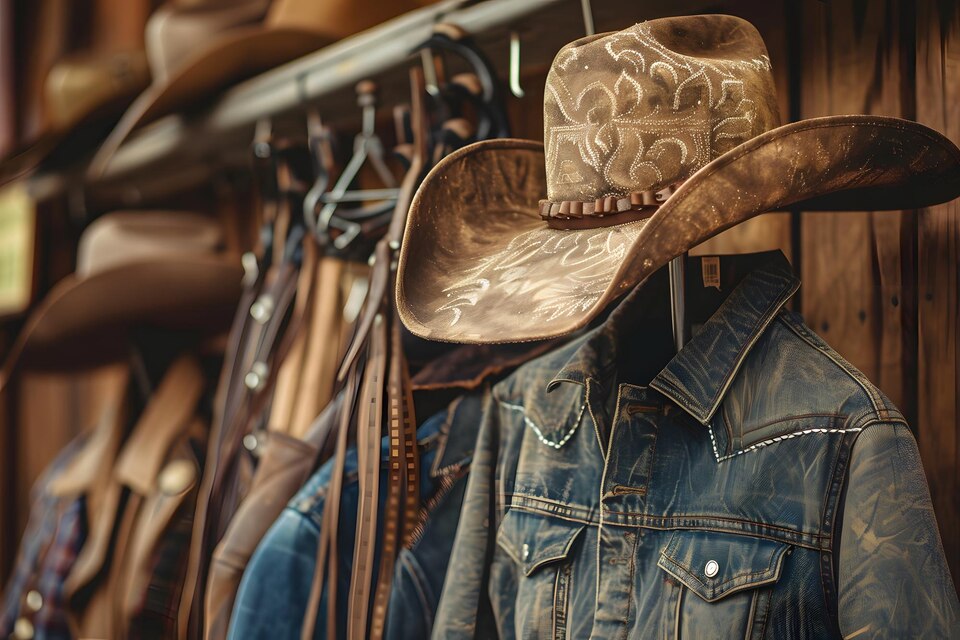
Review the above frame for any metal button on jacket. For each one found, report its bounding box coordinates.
[704,560,719,578]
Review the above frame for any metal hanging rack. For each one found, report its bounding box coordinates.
[26,0,668,205]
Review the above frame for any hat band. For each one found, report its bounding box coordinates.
[539,184,678,230]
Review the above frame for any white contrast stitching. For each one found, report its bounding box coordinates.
[500,401,586,450]
[707,424,863,462]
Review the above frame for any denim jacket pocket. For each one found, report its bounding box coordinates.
[657,530,790,640]
[493,509,585,639]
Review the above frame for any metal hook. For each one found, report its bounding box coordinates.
[508,31,525,98]
[420,48,441,97]
[581,0,595,36]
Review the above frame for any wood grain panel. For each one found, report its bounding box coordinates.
[13,363,127,545]
[799,0,916,418]
[915,0,960,590]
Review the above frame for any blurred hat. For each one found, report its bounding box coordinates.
[0,50,150,186]
[89,0,424,176]
[0,211,242,383]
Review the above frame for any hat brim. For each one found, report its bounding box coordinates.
[0,85,146,187]
[1,255,242,381]
[89,26,331,178]
[397,115,960,344]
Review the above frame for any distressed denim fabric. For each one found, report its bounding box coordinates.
[228,393,483,640]
[434,251,960,639]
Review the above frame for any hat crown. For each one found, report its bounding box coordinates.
[77,212,224,278]
[544,15,781,203]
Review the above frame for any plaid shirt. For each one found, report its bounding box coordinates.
[1,436,89,640]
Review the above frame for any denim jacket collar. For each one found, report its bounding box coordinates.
[546,252,799,425]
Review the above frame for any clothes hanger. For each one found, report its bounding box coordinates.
[307,81,401,250]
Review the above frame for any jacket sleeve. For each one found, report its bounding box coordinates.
[838,422,960,638]
[432,392,501,640]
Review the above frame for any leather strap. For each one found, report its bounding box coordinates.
[300,357,362,640]
[303,68,429,640]
[366,67,428,640]
[368,310,419,640]
[346,310,387,639]
[181,250,262,639]
[185,241,302,638]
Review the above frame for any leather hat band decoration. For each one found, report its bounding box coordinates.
[539,185,678,229]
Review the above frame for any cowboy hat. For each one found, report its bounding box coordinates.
[0,50,149,186]
[396,14,960,344]
[88,0,423,177]
[0,211,242,382]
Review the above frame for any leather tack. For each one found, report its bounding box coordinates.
[24,590,42,612]
[158,459,196,495]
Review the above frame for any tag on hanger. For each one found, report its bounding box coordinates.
[0,183,35,317]
[701,256,721,290]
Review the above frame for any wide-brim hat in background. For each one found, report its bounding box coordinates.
[0,50,150,186]
[0,211,242,383]
[396,15,960,344]
[89,0,425,177]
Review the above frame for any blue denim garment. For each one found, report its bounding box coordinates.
[228,393,482,640]
[434,251,960,639]
[1,437,89,640]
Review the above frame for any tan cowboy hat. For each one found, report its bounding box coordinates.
[396,14,960,344]
[89,0,423,177]
[0,211,242,382]
[0,50,150,186]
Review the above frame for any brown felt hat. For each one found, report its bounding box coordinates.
[0,211,242,383]
[88,0,424,177]
[0,50,150,186]
[396,15,960,344]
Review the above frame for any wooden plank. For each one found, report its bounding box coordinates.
[798,0,916,420]
[915,0,960,590]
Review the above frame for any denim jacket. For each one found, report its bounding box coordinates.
[228,393,483,639]
[434,252,960,639]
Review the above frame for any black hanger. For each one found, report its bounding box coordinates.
[305,81,400,250]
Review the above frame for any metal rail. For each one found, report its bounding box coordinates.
[92,0,565,190]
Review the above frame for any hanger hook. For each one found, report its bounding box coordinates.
[508,31,525,98]
[581,0,595,36]
[420,48,441,97]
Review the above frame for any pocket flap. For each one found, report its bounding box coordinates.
[497,509,585,576]
[657,530,790,602]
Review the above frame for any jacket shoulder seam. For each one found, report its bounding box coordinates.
[775,314,898,420]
